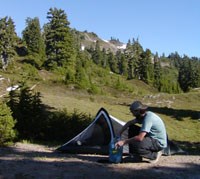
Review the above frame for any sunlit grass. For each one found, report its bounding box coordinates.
[37,83,200,140]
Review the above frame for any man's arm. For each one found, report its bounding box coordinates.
[125,131,146,143]
[118,119,137,136]
[115,131,147,147]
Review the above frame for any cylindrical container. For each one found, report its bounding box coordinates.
[109,137,123,163]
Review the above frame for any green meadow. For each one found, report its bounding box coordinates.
[37,80,200,154]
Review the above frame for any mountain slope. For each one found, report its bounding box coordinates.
[77,31,126,53]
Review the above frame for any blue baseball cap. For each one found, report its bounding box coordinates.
[130,101,148,111]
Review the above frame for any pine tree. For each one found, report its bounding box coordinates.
[74,51,90,88]
[131,38,144,79]
[0,101,16,145]
[178,56,200,92]
[22,17,46,68]
[153,53,162,91]
[125,38,143,79]
[139,49,153,83]
[0,16,17,70]
[189,58,200,88]
[7,90,19,120]
[116,50,127,75]
[101,48,108,68]
[125,39,134,79]
[107,51,118,73]
[9,84,47,140]
[168,52,181,68]
[44,8,76,71]
[92,40,103,65]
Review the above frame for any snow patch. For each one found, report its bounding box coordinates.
[103,39,109,43]
[6,85,19,92]
[81,45,85,51]
[117,44,126,49]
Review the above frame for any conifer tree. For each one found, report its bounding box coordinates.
[7,90,19,121]
[92,40,103,65]
[116,50,127,75]
[189,58,200,88]
[101,48,108,68]
[107,51,118,73]
[44,8,76,71]
[8,84,46,140]
[178,56,200,92]
[0,16,17,70]
[139,49,153,84]
[74,51,90,88]
[132,38,143,79]
[0,101,16,145]
[125,39,134,79]
[22,17,46,68]
[168,52,182,68]
[153,53,162,91]
[125,38,143,79]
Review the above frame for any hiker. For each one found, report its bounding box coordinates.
[115,100,167,163]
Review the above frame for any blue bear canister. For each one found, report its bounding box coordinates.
[109,137,123,163]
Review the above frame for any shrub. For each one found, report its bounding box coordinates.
[0,102,16,145]
[43,109,92,142]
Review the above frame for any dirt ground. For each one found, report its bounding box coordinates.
[0,143,199,179]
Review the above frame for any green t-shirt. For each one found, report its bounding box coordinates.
[139,111,167,148]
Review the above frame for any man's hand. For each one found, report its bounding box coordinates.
[115,140,126,149]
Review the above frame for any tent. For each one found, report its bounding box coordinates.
[57,108,184,155]
[57,108,129,154]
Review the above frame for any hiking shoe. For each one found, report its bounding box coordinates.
[123,155,143,163]
[148,151,162,164]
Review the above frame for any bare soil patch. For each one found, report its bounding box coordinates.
[0,143,199,179]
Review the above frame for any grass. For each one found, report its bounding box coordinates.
[36,82,200,152]
[1,67,200,154]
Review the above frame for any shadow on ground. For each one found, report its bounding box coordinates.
[0,146,199,178]
[148,106,199,121]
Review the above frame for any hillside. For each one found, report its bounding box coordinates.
[74,30,126,54]
[38,78,200,151]
[0,58,199,154]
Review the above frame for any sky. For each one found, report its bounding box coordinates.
[0,0,199,58]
